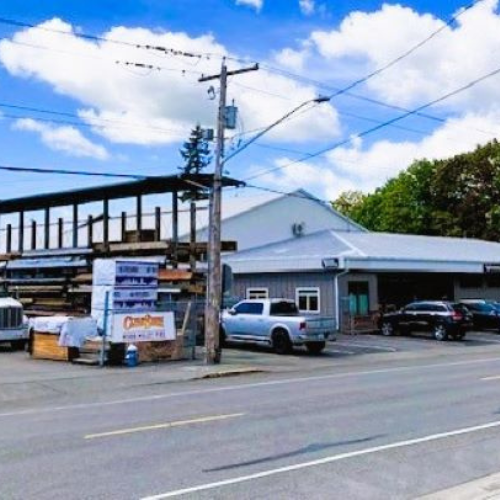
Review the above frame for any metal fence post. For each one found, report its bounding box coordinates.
[100,291,110,367]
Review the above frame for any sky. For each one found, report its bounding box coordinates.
[1,0,500,222]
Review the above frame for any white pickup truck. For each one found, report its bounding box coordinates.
[221,298,336,354]
[0,297,28,349]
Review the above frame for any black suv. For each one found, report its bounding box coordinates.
[459,300,500,332]
[379,301,472,341]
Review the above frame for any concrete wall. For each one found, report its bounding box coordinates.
[233,272,336,316]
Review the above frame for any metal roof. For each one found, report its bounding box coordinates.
[225,230,500,274]
[0,174,244,213]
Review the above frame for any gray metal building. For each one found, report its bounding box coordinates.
[225,229,500,331]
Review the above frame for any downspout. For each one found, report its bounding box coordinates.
[334,268,349,332]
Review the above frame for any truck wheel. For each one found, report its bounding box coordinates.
[306,341,326,355]
[219,328,227,348]
[10,340,27,351]
[272,329,292,355]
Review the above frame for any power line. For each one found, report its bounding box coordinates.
[246,62,500,181]
[4,18,495,146]
[323,0,480,101]
[0,100,193,137]
[0,163,146,179]
[0,16,213,59]
[226,0,486,164]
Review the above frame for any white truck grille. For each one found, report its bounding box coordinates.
[0,307,23,329]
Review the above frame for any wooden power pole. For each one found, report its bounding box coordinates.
[199,59,258,364]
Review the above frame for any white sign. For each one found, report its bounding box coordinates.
[110,312,176,343]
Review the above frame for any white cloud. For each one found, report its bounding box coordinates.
[0,18,340,147]
[299,0,315,16]
[252,111,500,199]
[235,0,263,11]
[14,118,109,160]
[251,0,500,198]
[302,0,500,111]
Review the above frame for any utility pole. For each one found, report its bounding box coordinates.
[199,59,258,364]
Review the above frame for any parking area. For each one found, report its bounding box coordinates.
[330,329,500,356]
[3,328,500,407]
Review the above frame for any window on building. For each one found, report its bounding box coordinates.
[348,281,369,315]
[246,288,269,300]
[296,288,320,314]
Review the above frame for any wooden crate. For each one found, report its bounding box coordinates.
[31,332,78,362]
[136,340,175,362]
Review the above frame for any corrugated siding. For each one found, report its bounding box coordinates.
[234,272,336,316]
[454,276,500,301]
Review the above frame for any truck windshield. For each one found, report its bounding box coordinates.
[270,301,299,316]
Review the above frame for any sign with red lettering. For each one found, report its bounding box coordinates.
[111,312,176,343]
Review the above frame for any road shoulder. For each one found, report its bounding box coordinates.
[419,472,500,499]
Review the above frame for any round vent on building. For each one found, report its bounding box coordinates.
[292,222,306,237]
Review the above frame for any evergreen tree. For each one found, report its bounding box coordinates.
[179,124,212,175]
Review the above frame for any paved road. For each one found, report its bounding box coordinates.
[3,333,500,499]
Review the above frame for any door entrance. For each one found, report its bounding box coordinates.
[378,273,455,310]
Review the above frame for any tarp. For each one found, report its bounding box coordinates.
[30,316,98,348]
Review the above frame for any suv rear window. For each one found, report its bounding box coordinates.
[270,301,299,316]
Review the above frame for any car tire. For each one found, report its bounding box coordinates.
[381,322,394,336]
[272,329,292,355]
[433,324,448,341]
[306,341,326,355]
[219,328,227,348]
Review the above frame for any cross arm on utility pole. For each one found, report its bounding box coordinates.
[198,63,259,83]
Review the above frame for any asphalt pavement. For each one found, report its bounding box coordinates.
[3,332,500,499]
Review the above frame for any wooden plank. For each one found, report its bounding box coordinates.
[158,269,193,282]
[31,332,73,361]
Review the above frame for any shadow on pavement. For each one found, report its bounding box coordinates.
[204,434,385,473]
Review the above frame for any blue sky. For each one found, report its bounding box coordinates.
[0,0,499,211]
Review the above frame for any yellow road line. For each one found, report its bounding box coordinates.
[481,375,500,381]
[84,413,244,440]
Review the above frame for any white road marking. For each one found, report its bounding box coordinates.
[481,374,500,381]
[85,413,243,439]
[335,342,397,352]
[2,356,500,419]
[141,419,500,499]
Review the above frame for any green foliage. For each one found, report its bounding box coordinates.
[332,140,500,241]
[179,124,212,175]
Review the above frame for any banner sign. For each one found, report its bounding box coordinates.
[111,312,176,343]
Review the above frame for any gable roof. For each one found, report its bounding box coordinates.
[225,229,500,274]
[218,189,366,232]
[187,188,366,238]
